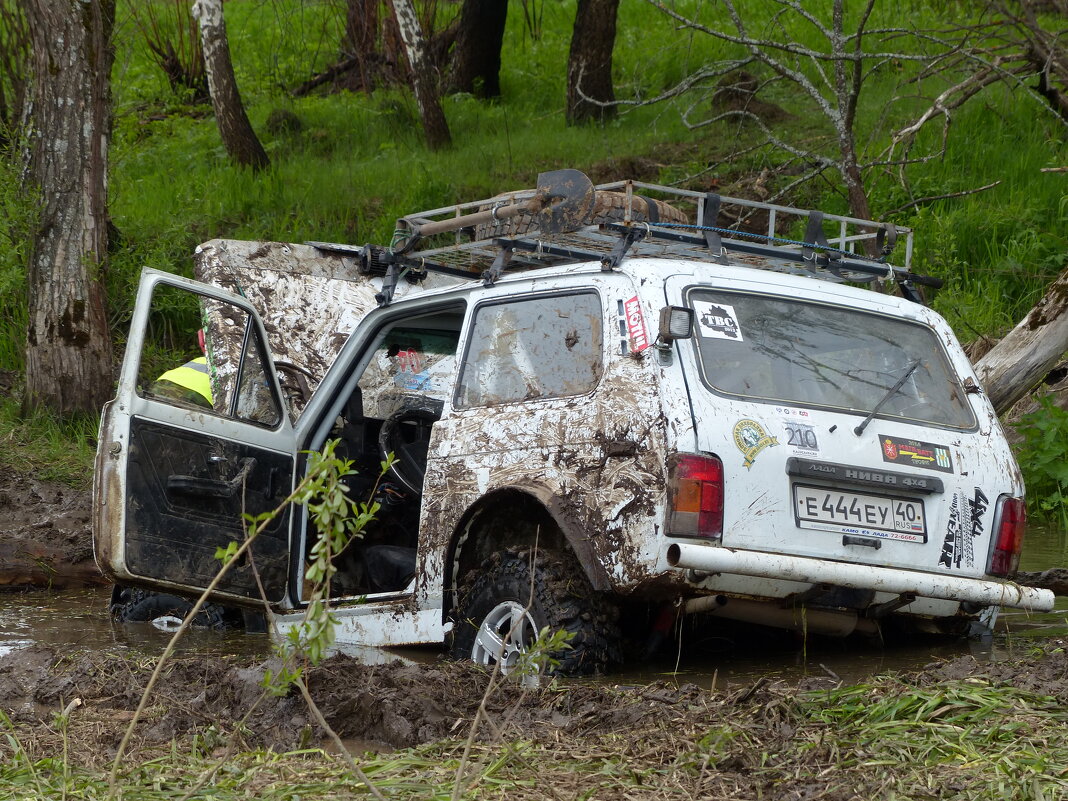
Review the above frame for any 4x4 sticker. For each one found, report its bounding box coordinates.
[623,295,650,352]
[939,488,988,569]
[693,300,743,341]
[734,419,778,469]
[878,435,953,473]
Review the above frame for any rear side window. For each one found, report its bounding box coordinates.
[456,292,603,407]
[688,289,975,429]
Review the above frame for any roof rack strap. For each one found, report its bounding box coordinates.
[875,223,898,259]
[602,225,647,271]
[635,195,660,224]
[482,245,513,286]
[802,210,831,264]
[700,194,729,265]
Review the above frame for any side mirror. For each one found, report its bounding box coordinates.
[656,306,694,349]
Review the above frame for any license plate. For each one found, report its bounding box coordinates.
[793,484,927,543]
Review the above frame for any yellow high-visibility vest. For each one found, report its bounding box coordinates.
[157,357,212,404]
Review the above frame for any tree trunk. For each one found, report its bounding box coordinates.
[388,0,451,149]
[447,0,508,98]
[343,0,379,93]
[191,0,269,171]
[566,0,619,125]
[975,266,1068,414]
[22,0,114,416]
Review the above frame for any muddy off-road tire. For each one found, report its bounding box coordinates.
[450,548,621,676]
[110,587,232,630]
[473,190,689,241]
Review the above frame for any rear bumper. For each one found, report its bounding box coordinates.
[667,542,1055,612]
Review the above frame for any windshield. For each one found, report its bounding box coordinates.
[688,289,975,429]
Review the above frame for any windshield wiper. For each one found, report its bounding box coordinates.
[853,358,922,436]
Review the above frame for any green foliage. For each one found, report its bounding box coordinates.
[511,626,575,681]
[0,397,96,488]
[0,142,34,373]
[1014,398,1068,525]
[798,681,1068,798]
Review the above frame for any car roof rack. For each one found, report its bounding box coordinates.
[310,171,939,306]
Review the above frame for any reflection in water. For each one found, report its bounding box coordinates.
[0,522,1065,685]
[1019,522,1068,573]
[0,586,271,660]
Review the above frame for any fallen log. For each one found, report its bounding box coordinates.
[975,266,1068,414]
[1016,568,1068,597]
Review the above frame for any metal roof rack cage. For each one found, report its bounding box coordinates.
[310,169,939,306]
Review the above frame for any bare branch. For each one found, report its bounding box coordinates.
[883,180,1002,216]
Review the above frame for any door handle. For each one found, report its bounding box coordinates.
[168,458,257,499]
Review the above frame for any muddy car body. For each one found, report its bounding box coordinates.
[93,172,1053,673]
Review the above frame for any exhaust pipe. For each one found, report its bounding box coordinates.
[684,594,878,637]
[667,543,1054,612]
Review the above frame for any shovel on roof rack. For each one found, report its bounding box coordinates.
[395,169,595,252]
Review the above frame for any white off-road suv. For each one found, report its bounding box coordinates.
[93,170,1052,673]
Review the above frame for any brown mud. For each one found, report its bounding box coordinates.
[0,474,101,590]
[2,639,1068,792]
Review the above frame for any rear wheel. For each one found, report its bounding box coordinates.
[449,548,620,676]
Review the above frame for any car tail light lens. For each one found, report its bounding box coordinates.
[988,496,1026,577]
[668,453,724,539]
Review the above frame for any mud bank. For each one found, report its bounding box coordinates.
[0,475,101,590]
[2,640,1068,768]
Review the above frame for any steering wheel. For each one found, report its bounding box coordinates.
[378,406,440,494]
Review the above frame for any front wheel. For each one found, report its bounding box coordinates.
[449,548,620,676]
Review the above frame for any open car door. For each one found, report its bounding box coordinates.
[94,269,297,607]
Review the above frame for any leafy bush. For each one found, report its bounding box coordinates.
[1015,397,1068,526]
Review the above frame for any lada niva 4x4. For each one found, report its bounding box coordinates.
[93,170,1053,673]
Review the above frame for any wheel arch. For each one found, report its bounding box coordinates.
[443,485,612,622]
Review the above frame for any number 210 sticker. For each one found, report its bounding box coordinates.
[784,420,819,455]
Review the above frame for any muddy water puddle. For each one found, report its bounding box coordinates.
[1,523,1065,684]
[0,587,271,659]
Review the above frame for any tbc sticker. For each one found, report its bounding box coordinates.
[733,419,779,469]
[623,295,650,352]
[878,435,953,473]
[693,300,743,341]
[783,418,819,456]
[939,488,988,569]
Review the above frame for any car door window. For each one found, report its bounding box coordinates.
[136,283,282,428]
[456,292,603,407]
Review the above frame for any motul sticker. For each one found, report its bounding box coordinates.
[733,418,779,470]
[693,300,743,341]
[623,296,650,352]
[879,435,953,473]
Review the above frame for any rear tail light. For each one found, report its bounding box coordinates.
[987,496,1026,577]
[668,453,724,539]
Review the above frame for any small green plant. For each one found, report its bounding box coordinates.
[1014,397,1068,528]
[510,625,574,681]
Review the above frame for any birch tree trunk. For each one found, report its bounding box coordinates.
[566,0,619,125]
[975,266,1068,414]
[23,0,114,415]
[388,0,451,150]
[191,0,269,171]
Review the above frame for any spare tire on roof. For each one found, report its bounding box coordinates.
[474,190,689,240]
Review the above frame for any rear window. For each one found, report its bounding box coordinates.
[688,289,975,429]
